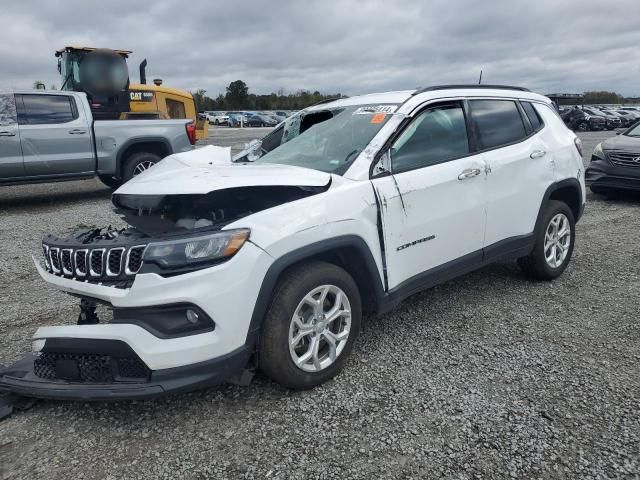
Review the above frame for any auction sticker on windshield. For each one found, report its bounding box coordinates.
[352,105,398,115]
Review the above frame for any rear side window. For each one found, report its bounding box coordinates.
[521,102,544,131]
[166,99,186,119]
[18,94,77,125]
[0,94,17,126]
[469,100,527,150]
[391,103,469,173]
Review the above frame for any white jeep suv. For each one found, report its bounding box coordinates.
[0,85,586,399]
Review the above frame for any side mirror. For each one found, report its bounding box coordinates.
[232,138,263,162]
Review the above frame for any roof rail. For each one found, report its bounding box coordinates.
[413,84,531,95]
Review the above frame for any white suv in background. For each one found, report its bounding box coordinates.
[0,85,586,400]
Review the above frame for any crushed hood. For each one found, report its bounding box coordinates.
[115,145,332,195]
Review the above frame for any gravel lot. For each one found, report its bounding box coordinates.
[1,129,639,479]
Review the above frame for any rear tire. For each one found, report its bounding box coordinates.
[122,152,162,183]
[97,174,122,190]
[258,261,362,390]
[590,185,608,195]
[518,200,575,281]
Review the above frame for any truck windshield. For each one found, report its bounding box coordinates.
[256,104,397,175]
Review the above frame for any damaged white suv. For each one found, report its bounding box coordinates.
[0,85,585,399]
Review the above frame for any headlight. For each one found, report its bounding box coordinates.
[143,229,250,268]
[592,142,605,161]
[584,114,591,120]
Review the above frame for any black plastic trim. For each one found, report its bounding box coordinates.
[0,346,251,401]
[534,178,584,228]
[246,235,386,340]
[247,231,541,336]
[42,338,141,359]
[413,85,530,95]
[111,303,215,339]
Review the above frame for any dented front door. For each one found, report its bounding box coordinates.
[371,154,487,291]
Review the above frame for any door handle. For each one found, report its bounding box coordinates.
[458,168,482,180]
[0,131,16,137]
[530,150,546,159]
[68,129,87,135]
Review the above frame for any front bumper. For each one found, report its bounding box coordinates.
[0,242,272,400]
[0,346,250,401]
[585,158,640,191]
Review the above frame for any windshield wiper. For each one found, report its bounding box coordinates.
[344,149,360,164]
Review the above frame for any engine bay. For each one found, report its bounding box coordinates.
[112,185,329,237]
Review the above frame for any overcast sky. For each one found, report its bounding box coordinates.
[1,0,639,97]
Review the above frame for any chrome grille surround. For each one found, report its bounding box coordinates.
[61,249,74,276]
[74,249,88,276]
[49,247,61,274]
[607,150,640,168]
[42,245,51,270]
[106,247,125,277]
[89,249,105,277]
[125,245,147,275]
[42,242,146,289]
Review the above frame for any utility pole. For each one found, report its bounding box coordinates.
[478,70,483,85]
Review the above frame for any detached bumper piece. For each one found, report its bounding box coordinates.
[0,339,251,401]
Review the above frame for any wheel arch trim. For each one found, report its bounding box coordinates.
[534,178,584,233]
[246,235,385,344]
[115,137,173,178]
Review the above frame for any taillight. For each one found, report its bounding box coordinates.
[574,137,583,157]
[186,122,196,145]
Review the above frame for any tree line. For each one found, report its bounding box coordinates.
[192,80,346,112]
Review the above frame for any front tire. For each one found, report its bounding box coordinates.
[258,261,362,389]
[97,174,122,190]
[122,152,162,183]
[518,200,575,280]
[576,121,588,132]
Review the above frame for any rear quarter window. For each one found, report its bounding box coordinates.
[522,102,544,131]
[0,94,17,126]
[469,99,527,150]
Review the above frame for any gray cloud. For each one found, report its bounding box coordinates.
[1,0,639,97]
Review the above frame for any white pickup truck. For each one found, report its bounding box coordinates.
[0,90,195,188]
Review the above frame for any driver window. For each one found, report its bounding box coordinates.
[391,103,469,173]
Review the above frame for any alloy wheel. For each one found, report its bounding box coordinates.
[132,160,156,176]
[544,213,571,268]
[288,285,351,373]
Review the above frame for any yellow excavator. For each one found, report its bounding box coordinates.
[55,46,208,140]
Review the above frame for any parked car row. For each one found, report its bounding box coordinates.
[200,110,296,127]
[559,105,640,132]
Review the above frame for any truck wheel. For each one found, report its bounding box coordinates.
[122,152,161,182]
[518,200,575,281]
[258,261,362,389]
[97,174,122,190]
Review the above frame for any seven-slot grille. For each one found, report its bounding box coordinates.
[43,244,146,287]
[607,150,640,168]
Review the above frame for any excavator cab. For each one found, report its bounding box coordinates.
[55,46,208,139]
[56,46,131,120]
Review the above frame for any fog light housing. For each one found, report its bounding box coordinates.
[112,304,214,338]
